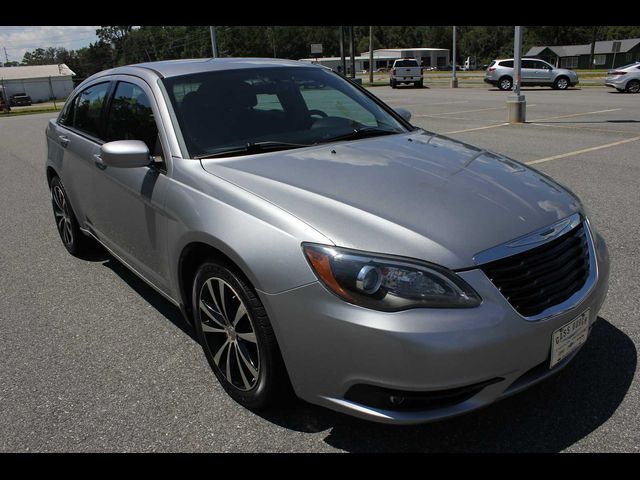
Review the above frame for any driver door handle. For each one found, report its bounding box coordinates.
[58,135,70,148]
[93,154,107,170]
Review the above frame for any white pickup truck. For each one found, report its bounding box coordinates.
[390,58,423,88]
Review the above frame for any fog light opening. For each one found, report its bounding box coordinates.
[389,395,406,406]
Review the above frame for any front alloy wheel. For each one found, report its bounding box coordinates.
[199,276,261,391]
[192,261,291,409]
[554,77,569,90]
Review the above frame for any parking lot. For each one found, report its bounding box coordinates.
[0,84,638,452]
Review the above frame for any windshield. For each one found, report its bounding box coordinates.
[162,66,407,158]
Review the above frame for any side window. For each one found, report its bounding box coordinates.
[300,84,376,126]
[105,81,163,161]
[521,60,535,69]
[58,94,76,126]
[500,60,514,68]
[72,82,111,139]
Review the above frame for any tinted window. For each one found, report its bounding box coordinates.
[105,81,160,157]
[521,60,535,69]
[72,82,111,139]
[535,61,552,69]
[499,60,514,68]
[163,67,406,159]
[395,60,419,67]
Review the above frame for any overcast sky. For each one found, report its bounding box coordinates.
[0,26,100,63]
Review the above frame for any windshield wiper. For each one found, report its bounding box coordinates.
[195,141,312,159]
[315,126,401,145]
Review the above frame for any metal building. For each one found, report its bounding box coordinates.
[0,64,75,103]
[300,47,450,73]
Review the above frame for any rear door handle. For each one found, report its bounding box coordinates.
[93,154,106,170]
[58,135,70,148]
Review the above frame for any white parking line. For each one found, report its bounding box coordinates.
[529,108,621,123]
[525,135,640,165]
[443,123,509,134]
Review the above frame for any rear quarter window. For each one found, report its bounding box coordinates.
[499,60,514,68]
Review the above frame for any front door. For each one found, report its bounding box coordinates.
[89,78,171,291]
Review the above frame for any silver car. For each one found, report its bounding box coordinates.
[605,62,640,93]
[46,58,609,425]
[485,58,579,90]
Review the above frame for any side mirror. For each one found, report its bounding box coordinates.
[100,140,151,168]
[395,107,412,123]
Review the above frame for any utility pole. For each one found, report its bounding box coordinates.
[210,26,219,58]
[270,27,277,58]
[507,26,526,123]
[369,26,374,84]
[589,26,598,69]
[349,26,356,79]
[339,26,346,76]
[451,26,458,88]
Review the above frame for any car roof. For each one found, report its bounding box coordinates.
[494,58,549,62]
[117,57,321,79]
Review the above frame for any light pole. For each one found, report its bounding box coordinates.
[507,26,526,123]
[451,26,458,88]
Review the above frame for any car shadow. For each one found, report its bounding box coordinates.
[255,318,635,453]
[90,254,635,452]
[98,252,198,343]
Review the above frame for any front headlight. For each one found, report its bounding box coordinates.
[302,243,482,311]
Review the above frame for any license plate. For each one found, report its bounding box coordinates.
[550,309,590,368]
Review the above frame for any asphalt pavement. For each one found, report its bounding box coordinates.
[0,85,638,452]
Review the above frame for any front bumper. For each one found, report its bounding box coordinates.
[259,232,610,425]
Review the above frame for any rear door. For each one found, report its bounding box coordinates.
[51,80,113,226]
[521,60,537,83]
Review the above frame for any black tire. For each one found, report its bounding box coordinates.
[390,79,397,89]
[553,76,570,90]
[626,80,640,93]
[50,176,94,256]
[498,76,513,91]
[192,260,291,410]
[416,80,424,88]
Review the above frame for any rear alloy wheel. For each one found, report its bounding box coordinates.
[626,80,640,93]
[192,261,291,409]
[498,76,513,91]
[50,176,93,256]
[554,76,569,90]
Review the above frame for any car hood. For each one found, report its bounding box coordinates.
[200,130,582,270]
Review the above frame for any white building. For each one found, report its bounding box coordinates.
[0,64,75,103]
[300,47,450,73]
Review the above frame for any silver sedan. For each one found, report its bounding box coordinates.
[45,58,609,424]
[605,62,640,93]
